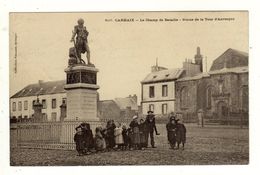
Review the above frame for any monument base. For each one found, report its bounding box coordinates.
[64,65,100,121]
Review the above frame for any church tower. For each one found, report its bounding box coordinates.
[194,47,203,72]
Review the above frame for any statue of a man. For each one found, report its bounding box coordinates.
[70,18,92,65]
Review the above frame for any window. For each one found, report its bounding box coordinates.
[149,104,154,112]
[162,103,168,114]
[42,113,47,121]
[162,85,168,97]
[24,101,28,110]
[62,98,67,104]
[51,112,57,121]
[12,102,16,111]
[149,86,155,98]
[52,99,57,109]
[32,100,36,109]
[18,101,22,111]
[180,86,189,108]
[42,99,46,109]
[206,87,212,108]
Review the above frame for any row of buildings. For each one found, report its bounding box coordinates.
[141,47,248,121]
[10,47,248,122]
[10,80,140,121]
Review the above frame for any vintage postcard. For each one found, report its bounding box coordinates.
[9,11,248,166]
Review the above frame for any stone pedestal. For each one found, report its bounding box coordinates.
[64,65,100,121]
[60,64,100,143]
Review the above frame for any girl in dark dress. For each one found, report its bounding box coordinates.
[129,115,141,150]
[106,120,116,150]
[175,120,186,150]
[74,127,85,156]
[166,118,177,149]
[139,119,147,150]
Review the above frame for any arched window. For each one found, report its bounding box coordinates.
[180,86,189,108]
[206,86,213,108]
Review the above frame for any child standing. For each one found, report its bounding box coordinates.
[94,127,106,152]
[129,115,141,150]
[139,119,147,150]
[166,117,177,149]
[122,124,128,150]
[81,122,94,154]
[74,126,85,156]
[114,122,124,150]
[175,119,186,150]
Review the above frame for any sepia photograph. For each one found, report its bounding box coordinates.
[9,11,249,166]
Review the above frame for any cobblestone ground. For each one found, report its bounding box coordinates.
[10,125,249,165]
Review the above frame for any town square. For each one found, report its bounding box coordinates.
[9,12,248,165]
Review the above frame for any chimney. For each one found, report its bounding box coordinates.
[132,94,137,104]
[38,80,44,85]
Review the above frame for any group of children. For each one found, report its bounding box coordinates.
[74,118,149,156]
[166,115,186,150]
[74,113,186,156]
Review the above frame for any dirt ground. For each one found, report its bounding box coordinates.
[10,124,249,165]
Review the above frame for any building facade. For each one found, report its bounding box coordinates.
[10,80,139,121]
[10,80,66,121]
[141,67,185,116]
[141,47,203,116]
[175,48,248,122]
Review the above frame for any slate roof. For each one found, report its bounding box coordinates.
[177,72,210,82]
[209,66,248,75]
[141,68,184,84]
[210,48,248,71]
[114,97,138,110]
[11,80,66,98]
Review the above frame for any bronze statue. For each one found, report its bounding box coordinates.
[70,18,92,65]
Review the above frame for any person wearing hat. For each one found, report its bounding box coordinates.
[70,18,92,65]
[145,110,159,148]
[129,115,141,150]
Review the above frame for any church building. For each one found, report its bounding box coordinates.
[175,48,248,122]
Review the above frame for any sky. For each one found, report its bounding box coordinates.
[9,12,248,103]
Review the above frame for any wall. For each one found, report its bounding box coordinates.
[142,81,175,115]
[142,81,175,101]
[175,72,249,121]
[142,101,175,116]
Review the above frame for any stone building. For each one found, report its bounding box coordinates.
[175,48,248,122]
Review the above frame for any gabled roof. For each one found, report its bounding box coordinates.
[210,48,248,71]
[11,80,66,98]
[114,97,138,110]
[141,68,184,84]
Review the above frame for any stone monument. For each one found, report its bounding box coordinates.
[60,18,99,144]
[65,18,99,121]
[33,97,44,122]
